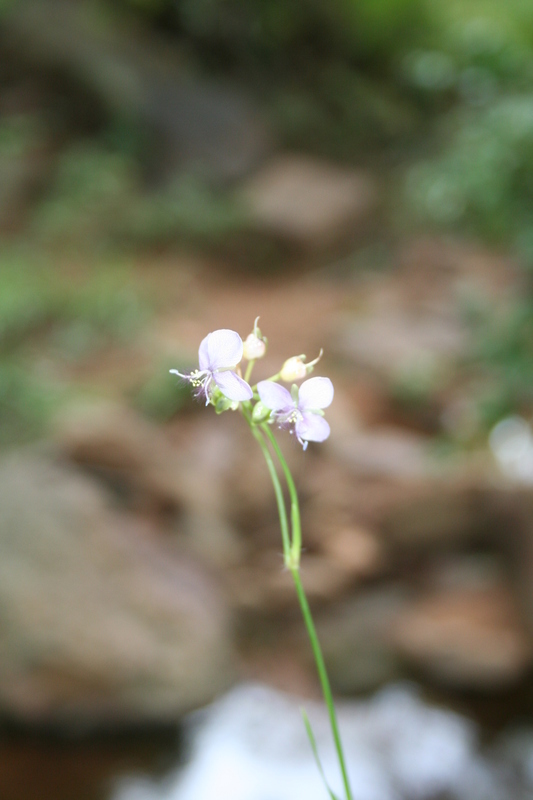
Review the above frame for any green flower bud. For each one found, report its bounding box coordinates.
[252,400,271,423]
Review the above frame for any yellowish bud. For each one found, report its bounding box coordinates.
[279,349,323,382]
[243,333,266,360]
[280,356,307,382]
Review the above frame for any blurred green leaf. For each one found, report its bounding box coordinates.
[133,359,192,421]
[0,360,60,446]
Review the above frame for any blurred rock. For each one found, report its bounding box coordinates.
[2,0,267,184]
[56,401,186,513]
[241,155,378,251]
[495,727,533,795]
[174,417,247,567]
[320,525,385,578]
[335,309,464,380]
[344,377,393,427]
[317,587,409,693]
[228,554,351,615]
[426,554,507,593]
[267,554,352,605]
[498,491,533,636]
[398,237,521,311]
[392,582,532,689]
[331,236,523,439]
[331,425,433,480]
[57,403,245,566]
[315,433,489,550]
[380,478,484,548]
[0,450,235,725]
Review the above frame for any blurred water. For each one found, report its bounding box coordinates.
[490,416,533,483]
[112,683,511,800]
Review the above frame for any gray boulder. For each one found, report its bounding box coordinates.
[0,449,235,726]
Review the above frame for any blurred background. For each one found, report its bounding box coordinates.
[3,0,533,798]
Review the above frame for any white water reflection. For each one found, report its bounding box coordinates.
[113,683,506,800]
[489,416,533,483]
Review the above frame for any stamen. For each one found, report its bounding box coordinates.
[274,407,303,432]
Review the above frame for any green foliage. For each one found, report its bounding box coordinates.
[0,0,16,16]
[0,250,149,356]
[30,141,249,251]
[0,360,60,446]
[0,249,151,447]
[438,0,533,53]
[0,251,61,349]
[397,1,533,444]
[133,358,192,421]
[30,144,139,250]
[466,299,533,429]
[272,69,418,157]
[125,176,249,246]
[176,0,429,66]
[401,0,533,258]
[406,96,533,248]
[0,114,47,159]
[170,0,431,156]
[122,0,168,13]
[48,271,150,361]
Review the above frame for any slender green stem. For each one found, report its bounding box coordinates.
[261,424,301,565]
[249,418,353,800]
[244,359,255,383]
[244,416,291,559]
[290,566,353,800]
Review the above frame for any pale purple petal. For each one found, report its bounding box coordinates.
[298,377,334,410]
[257,381,294,412]
[214,370,253,401]
[296,413,331,443]
[198,335,211,371]
[206,329,243,371]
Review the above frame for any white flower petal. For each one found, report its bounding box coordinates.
[207,329,244,371]
[198,335,211,371]
[296,413,331,443]
[298,377,334,410]
[257,381,294,411]
[214,370,253,401]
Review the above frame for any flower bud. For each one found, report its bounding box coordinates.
[243,332,266,360]
[280,349,323,382]
[252,400,271,423]
[212,386,240,413]
[280,356,307,382]
[243,317,267,360]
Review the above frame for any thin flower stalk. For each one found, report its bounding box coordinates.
[261,423,301,566]
[256,425,353,800]
[171,324,352,800]
[244,412,291,559]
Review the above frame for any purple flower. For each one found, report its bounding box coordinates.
[257,377,334,449]
[170,329,253,405]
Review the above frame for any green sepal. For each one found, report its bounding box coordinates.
[213,389,238,413]
[252,400,271,423]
